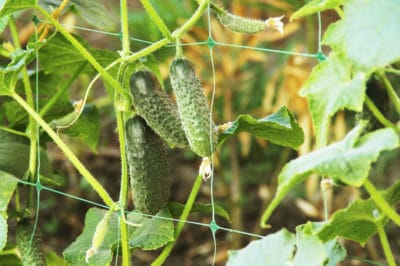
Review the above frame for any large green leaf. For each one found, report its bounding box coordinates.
[299,52,369,147]
[291,0,343,20]
[0,0,36,17]
[129,208,174,250]
[0,16,8,33]
[316,181,400,245]
[0,171,19,251]
[49,105,100,152]
[0,130,53,178]
[226,227,345,266]
[323,0,400,69]
[63,208,118,266]
[260,123,399,227]
[218,106,304,149]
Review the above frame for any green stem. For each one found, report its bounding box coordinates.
[364,96,398,132]
[35,5,126,97]
[126,0,209,63]
[139,0,173,41]
[378,72,400,116]
[12,92,115,208]
[385,67,400,75]
[151,175,203,266]
[9,15,38,209]
[39,62,87,117]
[363,179,400,226]
[115,64,131,266]
[376,218,396,266]
[120,0,130,57]
[334,7,344,18]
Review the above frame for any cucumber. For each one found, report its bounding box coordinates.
[169,58,217,157]
[217,11,266,34]
[129,70,189,150]
[16,219,47,266]
[124,116,170,214]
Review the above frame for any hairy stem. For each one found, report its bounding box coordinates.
[151,175,203,266]
[376,217,396,266]
[139,0,173,41]
[120,0,130,57]
[378,72,400,116]
[126,0,209,63]
[364,96,398,132]
[363,179,400,226]
[12,92,115,208]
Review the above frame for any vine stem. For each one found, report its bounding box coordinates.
[8,15,38,209]
[364,96,399,131]
[376,217,396,266]
[125,0,209,63]
[120,0,130,57]
[12,92,115,208]
[151,175,204,266]
[363,179,400,226]
[35,5,126,97]
[139,0,173,41]
[115,65,131,266]
[378,72,400,116]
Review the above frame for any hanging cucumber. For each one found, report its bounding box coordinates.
[169,58,217,158]
[129,70,189,150]
[16,219,47,266]
[124,116,170,215]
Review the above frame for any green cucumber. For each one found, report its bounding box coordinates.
[169,58,217,157]
[16,219,47,266]
[125,116,170,214]
[129,70,189,150]
[217,11,267,34]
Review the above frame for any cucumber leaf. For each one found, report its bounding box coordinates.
[226,227,345,266]
[260,123,399,227]
[323,0,400,69]
[128,208,174,250]
[299,52,369,147]
[0,171,19,251]
[315,181,400,245]
[218,106,304,149]
[50,105,100,152]
[63,208,118,266]
[0,0,36,17]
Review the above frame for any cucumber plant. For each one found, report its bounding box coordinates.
[0,0,399,266]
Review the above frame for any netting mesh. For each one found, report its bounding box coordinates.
[9,1,370,265]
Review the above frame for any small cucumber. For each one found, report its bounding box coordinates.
[169,58,217,157]
[125,116,170,214]
[16,219,47,266]
[217,11,266,34]
[129,70,189,150]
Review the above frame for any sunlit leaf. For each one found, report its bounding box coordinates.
[316,181,400,245]
[299,52,369,147]
[261,123,399,226]
[323,0,400,69]
[0,0,36,17]
[218,106,304,149]
[0,171,18,251]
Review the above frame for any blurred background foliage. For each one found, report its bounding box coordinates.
[2,0,399,265]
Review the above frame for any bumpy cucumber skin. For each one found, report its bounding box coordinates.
[217,12,266,34]
[170,58,217,157]
[125,116,170,215]
[16,219,47,266]
[129,70,189,150]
